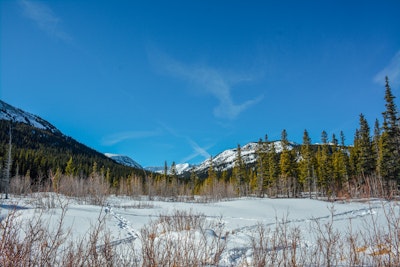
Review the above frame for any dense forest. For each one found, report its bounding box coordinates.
[0,120,144,186]
[1,76,399,199]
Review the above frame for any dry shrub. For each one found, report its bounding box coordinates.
[248,218,305,267]
[0,203,137,266]
[140,210,227,266]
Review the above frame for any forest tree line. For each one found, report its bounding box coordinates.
[1,76,400,199]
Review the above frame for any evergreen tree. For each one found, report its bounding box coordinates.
[170,161,177,178]
[170,161,178,195]
[340,131,346,147]
[206,156,217,195]
[267,141,280,197]
[255,138,266,197]
[321,130,328,144]
[65,156,75,176]
[349,129,361,177]
[357,114,375,176]
[2,124,12,199]
[163,161,168,180]
[381,76,400,184]
[233,144,247,196]
[316,130,333,196]
[378,120,391,183]
[279,129,297,197]
[331,133,347,195]
[299,129,313,194]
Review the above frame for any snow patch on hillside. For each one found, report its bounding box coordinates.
[147,141,297,175]
[0,100,60,133]
[105,153,143,169]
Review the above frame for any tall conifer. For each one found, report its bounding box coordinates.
[299,129,313,193]
[381,76,400,184]
[357,114,375,176]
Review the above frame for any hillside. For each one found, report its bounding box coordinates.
[0,100,143,181]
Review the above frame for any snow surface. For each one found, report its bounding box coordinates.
[1,195,397,266]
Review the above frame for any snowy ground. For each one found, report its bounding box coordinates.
[1,194,398,266]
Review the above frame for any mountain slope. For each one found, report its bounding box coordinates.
[151,141,297,178]
[0,100,60,134]
[0,100,143,180]
[105,153,143,169]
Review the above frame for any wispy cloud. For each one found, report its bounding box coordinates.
[159,122,212,162]
[374,50,400,88]
[181,138,212,163]
[148,48,263,120]
[102,130,161,146]
[19,0,72,42]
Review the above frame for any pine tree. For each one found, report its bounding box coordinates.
[316,130,333,196]
[381,76,400,185]
[255,138,266,197]
[373,119,381,159]
[350,130,361,178]
[163,161,168,180]
[331,133,347,196]
[2,124,12,199]
[340,131,346,147]
[65,156,75,176]
[299,129,313,195]
[233,144,247,196]
[170,161,178,195]
[206,156,217,196]
[279,129,297,197]
[357,114,375,176]
[378,121,391,182]
[267,141,280,197]
[170,161,177,178]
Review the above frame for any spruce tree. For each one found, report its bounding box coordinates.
[65,156,75,176]
[331,133,347,195]
[378,120,391,182]
[267,141,280,197]
[233,144,247,196]
[316,130,333,196]
[256,138,266,197]
[299,129,313,195]
[373,119,381,175]
[2,124,12,199]
[381,76,400,185]
[357,114,375,176]
[279,129,296,197]
[340,131,346,147]
[349,129,361,177]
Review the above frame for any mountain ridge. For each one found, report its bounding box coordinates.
[0,100,60,134]
[0,100,143,180]
[0,99,301,179]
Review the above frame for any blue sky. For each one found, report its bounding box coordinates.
[1,1,400,167]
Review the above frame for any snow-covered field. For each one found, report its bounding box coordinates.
[1,194,399,266]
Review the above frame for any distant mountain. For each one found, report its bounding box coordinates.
[0,100,143,180]
[145,163,193,175]
[148,141,297,178]
[105,153,143,169]
[190,141,296,176]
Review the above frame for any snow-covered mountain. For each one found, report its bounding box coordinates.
[194,142,259,173]
[0,100,60,134]
[145,163,193,175]
[105,153,143,169]
[148,141,296,176]
[0,100,300,176]
[191,141,295,174]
